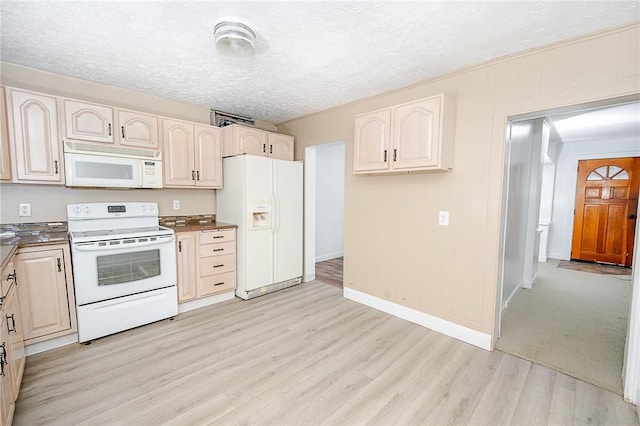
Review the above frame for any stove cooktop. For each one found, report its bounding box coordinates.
[70,226,173,242]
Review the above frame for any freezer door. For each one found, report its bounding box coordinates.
[273,160,303,283]
[245,156,274,290]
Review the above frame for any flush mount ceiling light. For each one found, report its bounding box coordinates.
[214,21,256,57]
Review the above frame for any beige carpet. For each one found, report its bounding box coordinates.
[496,260,632,395]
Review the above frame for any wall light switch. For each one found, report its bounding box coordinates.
[172,200,180,210]
[438,211,449,226]
[19,203,32,217]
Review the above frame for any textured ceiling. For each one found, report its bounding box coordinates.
[1,1,639,124]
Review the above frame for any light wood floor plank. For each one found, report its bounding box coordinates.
[13,281,639,426]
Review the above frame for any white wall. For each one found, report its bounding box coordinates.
[315,142,345,262]
[547,136,640,260]
[502,120,535,308]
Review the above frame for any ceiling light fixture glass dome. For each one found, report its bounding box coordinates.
[214,21,256,57]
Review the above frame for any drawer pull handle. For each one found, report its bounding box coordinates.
[6,314,16,333]
[54,160,59,174]
[213,236,224,239]
[57,258,62,272]
[213,264,224,268]
[213,248,224,252]
[0,343,6,377]
[121,126,126,139]
[178,241,182,252]
[108,123,112,136]
[383,150,387,163]
[6,272,16,283]
[213,282,224,286]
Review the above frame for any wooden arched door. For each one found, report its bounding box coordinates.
[571,157,640,266]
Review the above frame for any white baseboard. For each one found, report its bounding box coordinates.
[304,273,316,283]
[315,251,344,262]
[26,333,78,356]
[502,285,522,313]
[548,252,570,261]
[523,272,538,289]
[343,287,492,351]
[178,291,235,314]
[538,255,547,262]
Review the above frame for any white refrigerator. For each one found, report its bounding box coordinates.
[216,155,303,299]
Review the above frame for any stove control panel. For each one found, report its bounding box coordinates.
[67,202,159,220]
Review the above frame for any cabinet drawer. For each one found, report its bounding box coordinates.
[199,254,235,277]
[199,241,235,258]
[199,229,235,245]
[199,271,236,296]
[1,261,14,298]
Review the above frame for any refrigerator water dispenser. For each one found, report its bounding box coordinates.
[249,204,272,230]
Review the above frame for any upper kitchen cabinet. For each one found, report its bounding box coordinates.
[0,87,12,181]
[267,132,295,160]
[63,99,114,143]
[222,124,294,160]
[353,94,455,174]
[162,118,222,188]
[62,98,159,149]
[6,87,64,184]
[118,109,159,149]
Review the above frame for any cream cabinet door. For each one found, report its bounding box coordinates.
[118,110,159,149]
[236,126,267,157]
[15,248,73,342]
[194,124,222,188]
[0,313,15,426]
[267,133,294,160]
[0,87,12,181]
[353,109,391,173]
[8,88,63,183]
[392,97,441,171]
[176,232,198,303]
[4,285,25,399]
[63,99,114,143]
[163,119,195,187]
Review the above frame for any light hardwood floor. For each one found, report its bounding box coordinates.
[15,281,639,426]
[315,257,343,288]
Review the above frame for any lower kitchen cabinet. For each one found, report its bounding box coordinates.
[176,232,198,302]
[175,229,236,306]
[0,257,25,426]
[14,244,77,344]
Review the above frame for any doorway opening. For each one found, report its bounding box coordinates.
[497,96,640,398]
[304,142,345,289]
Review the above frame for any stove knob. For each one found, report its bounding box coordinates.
[148,204,156,213]
[73,206,82,214]
[83,206,91,214]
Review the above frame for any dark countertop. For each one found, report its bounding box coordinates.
[0,222,69,271]
[163,221,237,233]
[159,215,237,233]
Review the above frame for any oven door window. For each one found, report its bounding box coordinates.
[96,249,161,286]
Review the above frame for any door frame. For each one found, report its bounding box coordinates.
[496,94,640,405]
[303,141,347,283]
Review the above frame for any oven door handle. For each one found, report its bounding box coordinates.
[73,235,175,251]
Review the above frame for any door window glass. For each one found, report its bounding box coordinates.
[96,249,161,285]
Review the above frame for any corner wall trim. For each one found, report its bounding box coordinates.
[343,287,492,351]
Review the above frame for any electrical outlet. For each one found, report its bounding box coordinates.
[19,203,32,217]
[172,200,180,210]
[438,211,449,226]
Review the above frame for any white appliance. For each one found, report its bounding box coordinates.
[217,155,303,299]
[67,202,177,342]
[64,141,163,188]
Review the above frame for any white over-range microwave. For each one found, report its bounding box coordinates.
[64,141,163,188]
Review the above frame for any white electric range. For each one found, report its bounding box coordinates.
[67,202,177,342]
